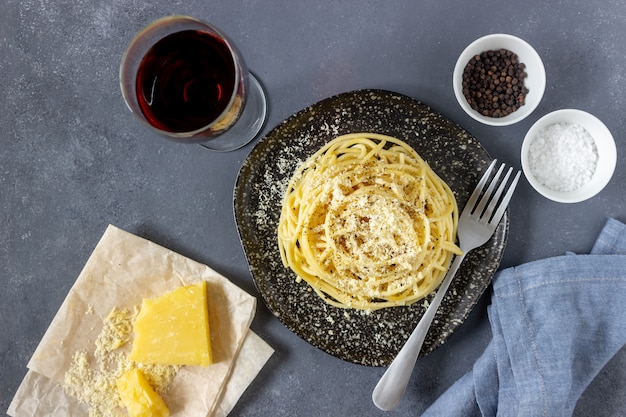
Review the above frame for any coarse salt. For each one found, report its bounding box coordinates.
[528,122,598,192]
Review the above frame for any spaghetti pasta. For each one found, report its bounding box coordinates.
[277,133,462,311]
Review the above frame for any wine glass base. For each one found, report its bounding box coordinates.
[199,72,268,152]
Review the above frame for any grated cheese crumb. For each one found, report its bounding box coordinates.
[64,307,179,417]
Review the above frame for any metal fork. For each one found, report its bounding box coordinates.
[372,160,521,411]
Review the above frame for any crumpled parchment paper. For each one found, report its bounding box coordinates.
[7,225,274,417]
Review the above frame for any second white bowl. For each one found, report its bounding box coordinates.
[521,109,616,203]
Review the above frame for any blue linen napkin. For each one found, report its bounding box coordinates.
[422,218,626,417]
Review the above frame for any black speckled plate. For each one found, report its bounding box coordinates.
[234,89,508,366]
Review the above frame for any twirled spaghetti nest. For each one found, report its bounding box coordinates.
[277,133,461,310]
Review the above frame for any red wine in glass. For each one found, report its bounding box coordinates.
[136,30,237,133]
[120,16,266,151]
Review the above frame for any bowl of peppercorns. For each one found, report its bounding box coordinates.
[453,34,546,126]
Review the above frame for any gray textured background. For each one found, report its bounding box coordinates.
[2,0,625,415]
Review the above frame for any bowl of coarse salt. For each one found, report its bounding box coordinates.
[521,109,616,203]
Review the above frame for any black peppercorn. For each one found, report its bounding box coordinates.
[461,49,529,118]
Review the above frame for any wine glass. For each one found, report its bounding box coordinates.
[120,15,267,151]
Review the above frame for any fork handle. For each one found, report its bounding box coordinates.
[372,253,466,411]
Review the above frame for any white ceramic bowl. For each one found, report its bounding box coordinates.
[521,109,616,203]
[453,34,546,126]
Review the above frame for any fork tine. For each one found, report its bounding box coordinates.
[462,159,497,217]
[473,163,505,218]
[483,166,513,222]
[489,169,521,226]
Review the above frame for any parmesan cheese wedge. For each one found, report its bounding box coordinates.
[130,281,213,366]
[116,368,170,417]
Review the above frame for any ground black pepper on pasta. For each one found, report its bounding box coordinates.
[462,48,529,118]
